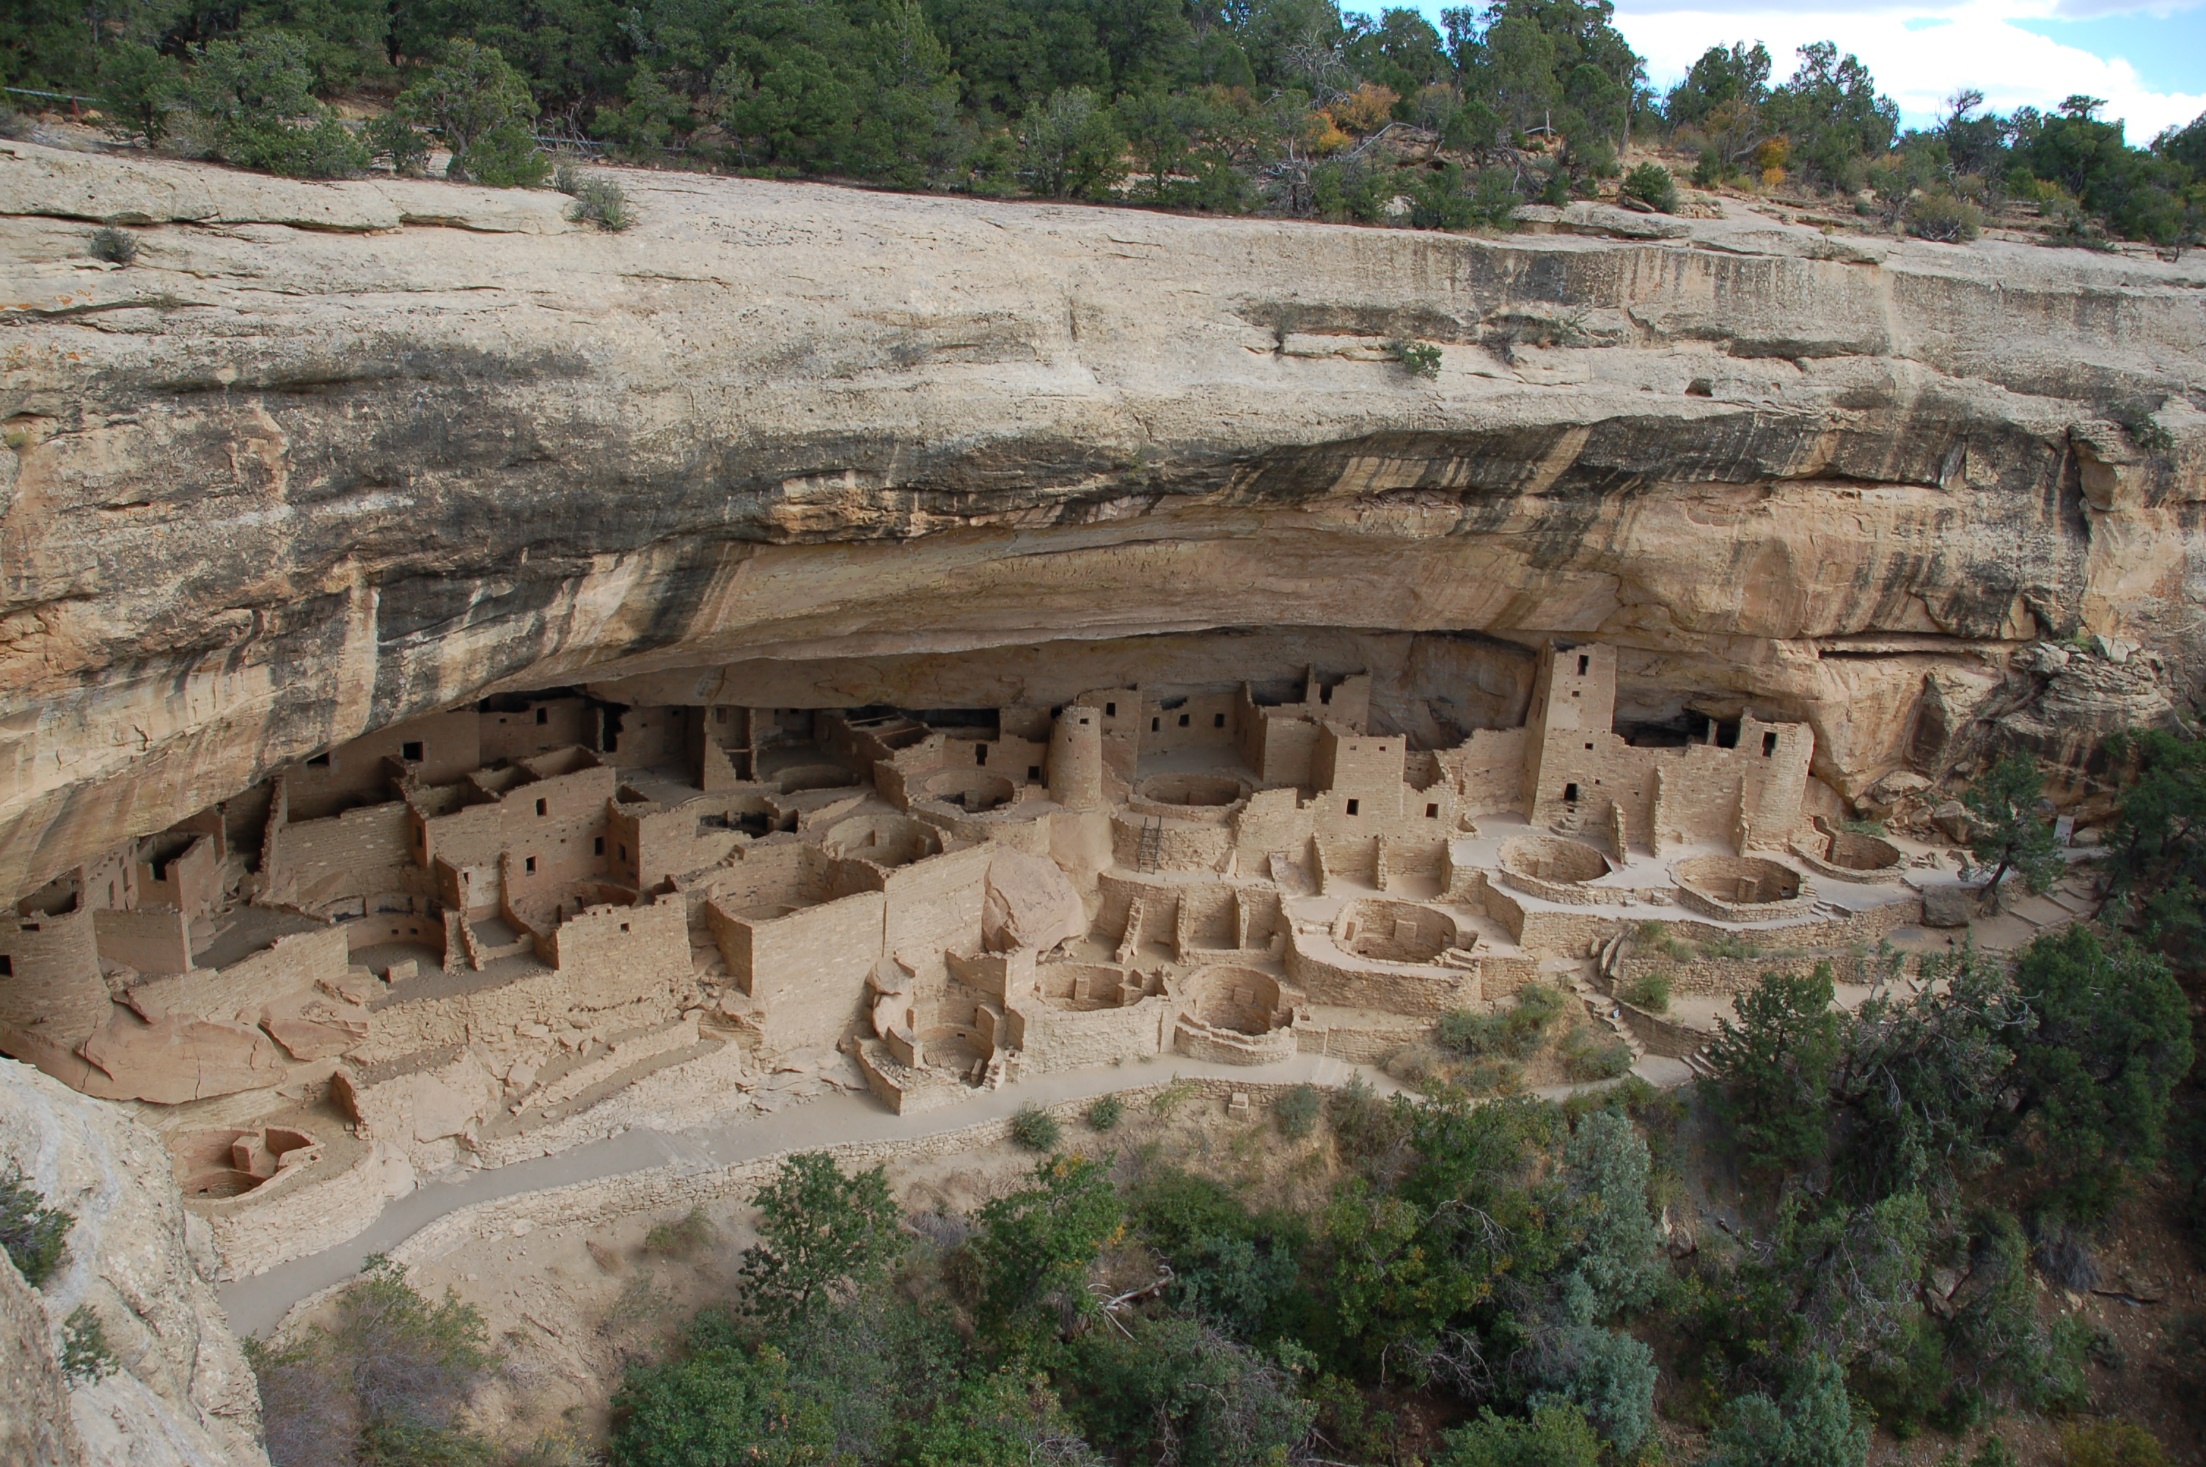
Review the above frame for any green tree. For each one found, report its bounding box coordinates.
[1436,1400,1602,1467]
[1831,946,2028,1203]
[1018,87,1127,198]
[1063,1315,1314,1465]
[608,1331,836,1467]
[1704,965,1841,1177]
[896,1368,1100,1466]
[1963,754,2063,910]
[1702,1353,1868,1467]
[740,1152,904,1329]
[0,1164,70,1288]
[183,31,367,178]
[397,40,547,186]
[98,40,185,145]
[1559,1109,1661,1315]
[2108,728,2206,958]
[968,1154,1123,1345]
[1763,40,1896,189]
[2009,926,2193,1221]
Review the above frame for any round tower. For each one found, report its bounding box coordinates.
[1047,705,1106,810]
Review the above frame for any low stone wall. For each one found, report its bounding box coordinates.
[1612,1001,1708,1060]
[206,1137,411,1280]
[1294,1012,1430,1064]
[1174,1015,1297,1066]
[1613,947,1917,997]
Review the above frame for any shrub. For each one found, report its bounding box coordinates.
[967,1155,1123,1341]
[1633,922,1694,962]
[1439,984,1568,1060]
[250,1254,495,1467]
[365,113,430,176]
[2060,1419,2170,1467]
[1273,1084,1321,1139]
[0,1164,71,1287]
[643,1206,715,1258]
[609,1336,833,1467]
[1702,1354,1869,1467]
[1907,189,1983,242]
[1010,1103,1062,1152]
[566,175,634,231]
[1618,970,1670,1012]
[1561,1024,1634,1082]
[1083,1094,1123,1132]
[1619,161,1678,212]
[61,1305,115,1384]
[1527,1326,1656,1454]
[1436,1401,1602,1467]
[182,32,368,179]
[1325,1075,1412,1177]
[1391,339,1442,378]
[97,39,183,144]
[1064,1315,1312,1465]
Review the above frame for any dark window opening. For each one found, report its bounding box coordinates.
[1585,742,1594,750]
[305,753,331,768]
[1564,783,1580,803]
[1028,766,1041,782]
[1213,713,1226,728]
[974,744,988,766]
[1571,690,1581,699]
[1577,654,1590,675]
[1151,718,1160,732]
[1346,798,1360,816]
[524,856,537,874]
[1762,731,1779,757]
[537,707,550,725]
[1715,719,1741,749]
[1105,701,1116,717]
[594,836,605,855]
[619,922,630,933]
[1425,803,1439,818]
[0,956,11,976]
[401,740,424,761]
[535,798,548,817]
[1178,714,1190,728]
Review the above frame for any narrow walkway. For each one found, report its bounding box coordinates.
[218,1047,1695,1337]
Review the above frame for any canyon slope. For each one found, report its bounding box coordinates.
[1,139,2200,900]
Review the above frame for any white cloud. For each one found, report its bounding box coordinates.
[1610,0,2206,135]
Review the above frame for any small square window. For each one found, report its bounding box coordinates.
[1585,742,1594,751]
[535,798,548,817]
[1178,714,1190,727]
[1763,731,1779,757]
[1426,803,1439,818]
[620,922,630,933]
[1105,701,1116,717]
[537,707,550,725]
[1571,690,1581,699]
[401,740,424,761]
[1213,713,1225,728]
[524,856,537,874]
[1028,766,1042,781]
[1563,783,1579,803]
[1346,798,1360,816]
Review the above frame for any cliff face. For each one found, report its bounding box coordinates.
[1,140,2201,899]
[0,1057,270,1467]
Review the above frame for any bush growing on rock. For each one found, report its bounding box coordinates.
[1272,1083,1321,1139]
[1083,1093,1122,1131]
[1619,161,1678,212]
[1618,970,1671,1012]
[0,1164,72,1286]
[1907,189,1984,241]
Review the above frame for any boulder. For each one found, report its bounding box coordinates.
[1921,883,1977,928]
[981,850,1087,954]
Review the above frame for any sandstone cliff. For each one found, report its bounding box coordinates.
[1,140,2200,898]
[0,1057,270,1466]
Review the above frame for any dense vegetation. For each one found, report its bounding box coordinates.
[5,0,2202,246]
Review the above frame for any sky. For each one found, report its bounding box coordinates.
[1406,0,2206,138]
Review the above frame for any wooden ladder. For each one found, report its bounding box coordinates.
[1137,817,1163,872]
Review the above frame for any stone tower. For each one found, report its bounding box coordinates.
[1048,705,1106,809]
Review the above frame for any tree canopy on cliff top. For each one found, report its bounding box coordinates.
[5,3,2198,246]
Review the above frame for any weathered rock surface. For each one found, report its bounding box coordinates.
[0,1057,271,1467]
[2,139,2201,898]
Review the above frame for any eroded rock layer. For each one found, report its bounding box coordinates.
[2,139,2202,900]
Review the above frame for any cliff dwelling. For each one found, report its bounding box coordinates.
[0,636,1974,1275]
